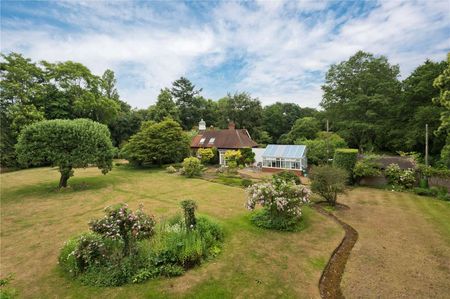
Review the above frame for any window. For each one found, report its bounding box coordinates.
[208,138,215,144]
[199,138,205,144]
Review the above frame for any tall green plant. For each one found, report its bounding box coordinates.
[180,200,198,229]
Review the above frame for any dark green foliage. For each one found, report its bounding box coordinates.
[272,171,301,185]
[180,200,197,229]
[298,132,348,165]
[310,165,347,206]
[121,119,190,166]
[279,117,321,144]
[15,119,114,188]
[413,187,438,197]
[182,157,203,177]
[262,102,305,143]
[250,207,308,232]
[148,88,180,122]
[333,149,358,178]
[241,178,253,187]
[170,77,202,130]
[353,155,382,181]
[239,147,255,165]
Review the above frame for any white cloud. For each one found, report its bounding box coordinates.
[1,0,449,108]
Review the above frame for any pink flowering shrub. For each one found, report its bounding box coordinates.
[90,203,156,256]
[246,179,311,230]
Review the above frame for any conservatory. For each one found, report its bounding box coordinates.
[261,144,307,173]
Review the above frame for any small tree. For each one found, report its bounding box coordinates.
[310,165,347,206]
[16,119,114,188]
[180,200,197,229]
[333,148,358,182]
[197,148,214,164]
[121,119,190,166]
[182,157,203,177]
[240,147,255,165]
[353,155,382,183]
[89,203,156,256]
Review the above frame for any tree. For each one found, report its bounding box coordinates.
[170,77,202,129]
[149,88,180,122]
[217,92,263,136]
[297,132,347,165]
[310,165,347,206]
[321,51,401,152]
[16,119,114,188]
[433,54,450,167]
[279,117,321,144]
[262,102,303,143]
[121,119,190,166]
[101,69,120,101]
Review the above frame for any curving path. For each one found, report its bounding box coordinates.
[314,204,359,299]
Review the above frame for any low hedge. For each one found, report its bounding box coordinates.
[333,149,358,176]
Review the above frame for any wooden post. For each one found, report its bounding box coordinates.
[425,124,429,167]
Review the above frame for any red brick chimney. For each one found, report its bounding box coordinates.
[228,122,236,130]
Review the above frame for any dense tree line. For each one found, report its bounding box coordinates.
[1,51,449,168]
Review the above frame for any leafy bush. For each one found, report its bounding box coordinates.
[272,171,301,185]
[333,149,358,178]
[224,150,241,163]
[241,178,253,187]
[246,180,311,231]
[353,156,382,181]
[298,132,348,165]
[197,148,214,164]
[226,161,238,174]
[310,165,347,206]
[89,204,156,256]
[413,187,438,197]
[182,157,203,177]
[239,147,255,165]
[166,166,177,173]
[0,274,17,299]
[385,163,416,189]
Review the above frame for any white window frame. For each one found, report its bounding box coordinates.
[199,137,206,144]
[262,157,303,170]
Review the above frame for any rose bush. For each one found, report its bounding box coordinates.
[246,179,311,231]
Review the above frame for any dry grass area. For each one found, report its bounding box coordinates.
[0,165,342,298]
[337,188,450,298]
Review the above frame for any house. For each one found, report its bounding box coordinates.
[261,144,307,176]
[191,119,258,165]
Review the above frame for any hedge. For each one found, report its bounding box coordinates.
[333,149,358,175]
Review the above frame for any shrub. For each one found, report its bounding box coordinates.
[197,148,214,164]
[182,157,203,177]
[413,187,438,197]
[0,274,17,299]
[180,200,197,229]
[224,150,241,164]
[246,180,311,231]
[241,178,253,187]
[226,160,238,174]
[166,166,177,173]
[385,163,416,189]
[333,149,358,178]
[353,156,382,181]
[310,165,347,206]
[121,119,190,166]
[16,119,114,188]
[89,204,156,256]
[272,171,301,185]
[239,147,255,165]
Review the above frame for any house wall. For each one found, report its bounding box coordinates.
[262,167,303,176]
[252,148,265,166]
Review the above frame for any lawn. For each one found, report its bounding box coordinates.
[2,166,449,298]
[0,165,342,298]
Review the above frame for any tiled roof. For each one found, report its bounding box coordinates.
[262,144,307,158]
[191,129,258,149]
[359,155,417,169]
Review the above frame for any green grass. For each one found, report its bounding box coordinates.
[0,165,342,298]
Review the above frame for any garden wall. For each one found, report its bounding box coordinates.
[428,177,450,193]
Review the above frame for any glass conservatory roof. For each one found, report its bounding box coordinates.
[262,144,306,159]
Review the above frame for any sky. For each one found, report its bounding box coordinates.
[1,0,449,109]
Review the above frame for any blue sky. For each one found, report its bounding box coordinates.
[1,0,449,108]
